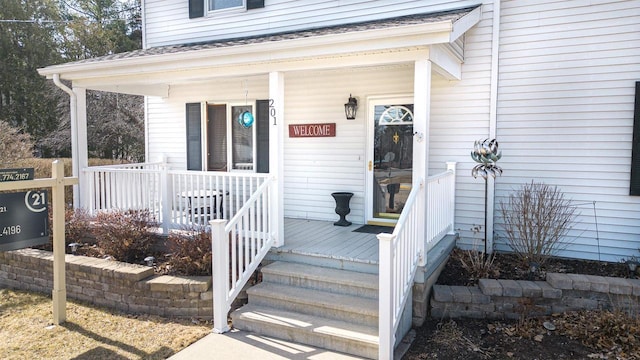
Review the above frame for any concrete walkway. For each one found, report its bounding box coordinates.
[168,329,366,360]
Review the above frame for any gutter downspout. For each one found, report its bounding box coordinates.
[52,74,80,209]
[487,0,501,253]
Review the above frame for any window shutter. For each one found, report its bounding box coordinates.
[630,82,640,195]
[186,103,202,170]
[246,0,265,10]
[189,0,205,18]
[256,100,270,173]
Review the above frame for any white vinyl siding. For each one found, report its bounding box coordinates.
[494,0,640,262]
[143,0,482,48]
[430,1,495,249]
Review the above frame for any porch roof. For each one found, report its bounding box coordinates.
[38,5,481,96]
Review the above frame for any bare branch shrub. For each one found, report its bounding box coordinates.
[65,208,95,245]
[166,228,212,276]
[499,181,577,266]
[93,209,157,263]
[457,249,496,282]
[0,121,34,166]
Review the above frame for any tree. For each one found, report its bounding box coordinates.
[43,0,144,160]
[0,0,64,155]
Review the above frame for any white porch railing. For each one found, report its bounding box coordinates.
[84,163,163,217]
[378,162,456,359]
[83,163,269,232]
[210,176,275,333]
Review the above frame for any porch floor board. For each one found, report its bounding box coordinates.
[277,218,387,265]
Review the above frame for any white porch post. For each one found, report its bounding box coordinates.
[73,86,89,209]
[377,232,395,360]
[413,60,431,266]
[446,161,457,235]
[210,219,230,333]
[269,71,285,247]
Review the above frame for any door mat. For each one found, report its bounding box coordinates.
[352,225,395,234]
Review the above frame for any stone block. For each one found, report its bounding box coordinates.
[468,303,495,313]
[198,307,213,318]
[538,281,562,299]
[520,281,542,297]
[478,279,502,296]
[608,277,632,295]
[495,302,514,312]
[166,306,197,317]
[82,287,103,298]
[469,286,491,304]
[104,292,123,302]
[432,285,453,302]
[129,304,151,314]
[567,274,591,291]
[627,279,640,296]
[566,297,599,310]
[546,273,573,290]
[451,286,472,303]
[459,310,485,319]
[585,275,609,293]
[147,275,179,292]
[499,280,523,297]
[430,307,448,319]
[200,291,213,301]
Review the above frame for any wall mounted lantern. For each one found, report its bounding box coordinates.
[344,94,358,120]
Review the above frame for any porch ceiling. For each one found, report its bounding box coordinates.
[38,5,481,96]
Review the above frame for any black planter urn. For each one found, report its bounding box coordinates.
[331,192,353,226]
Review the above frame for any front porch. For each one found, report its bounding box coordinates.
[80,161,456,358]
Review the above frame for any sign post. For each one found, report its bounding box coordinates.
[0,160,78,324]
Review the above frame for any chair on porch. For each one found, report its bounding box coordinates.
[178,189,226,225]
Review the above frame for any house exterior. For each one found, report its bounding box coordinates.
[38,0,640,358]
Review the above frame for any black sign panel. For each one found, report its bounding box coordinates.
[0,191,49,251]
[0,168,34,182]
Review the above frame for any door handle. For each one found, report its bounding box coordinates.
[368,160,372,171]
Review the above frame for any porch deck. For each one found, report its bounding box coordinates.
[266,218,390,274]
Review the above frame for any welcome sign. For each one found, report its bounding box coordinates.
[288,123,336,138]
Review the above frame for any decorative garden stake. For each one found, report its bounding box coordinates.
[471,138,503,254]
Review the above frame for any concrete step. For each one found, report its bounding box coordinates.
[231,303,378,359]
[247,282,378,327]
[261,261,379,298]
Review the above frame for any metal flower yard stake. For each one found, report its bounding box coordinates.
[471,139,503,254]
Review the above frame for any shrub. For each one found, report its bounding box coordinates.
[456,248,496,282]
[65,208,95,245]
[0,121,34,167]
[92,209,157,263]
[499,181,577,267]
[166,228,212,276]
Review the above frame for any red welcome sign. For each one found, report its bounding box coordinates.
[288,123,336,138]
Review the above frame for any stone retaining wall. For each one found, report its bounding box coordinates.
[431,273,640,319]
[0,249,213,319]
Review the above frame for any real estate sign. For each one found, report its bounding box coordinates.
[0,168,49,251]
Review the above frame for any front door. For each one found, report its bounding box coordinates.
[367,98,414,225]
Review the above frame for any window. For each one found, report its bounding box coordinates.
[187,101,268,173]
[208,0,243,11]
[231,105,254,170]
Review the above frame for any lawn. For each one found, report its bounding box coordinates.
[0,288,210,360]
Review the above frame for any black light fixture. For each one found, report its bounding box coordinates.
[344,94,358,120]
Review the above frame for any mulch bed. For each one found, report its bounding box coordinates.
[437,249,631,286]
[403,250,640,360]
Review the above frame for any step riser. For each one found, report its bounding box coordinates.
[262,273,378,299]
[265,252,379,275]
[248,294,378,327]
[232,317,378,360]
